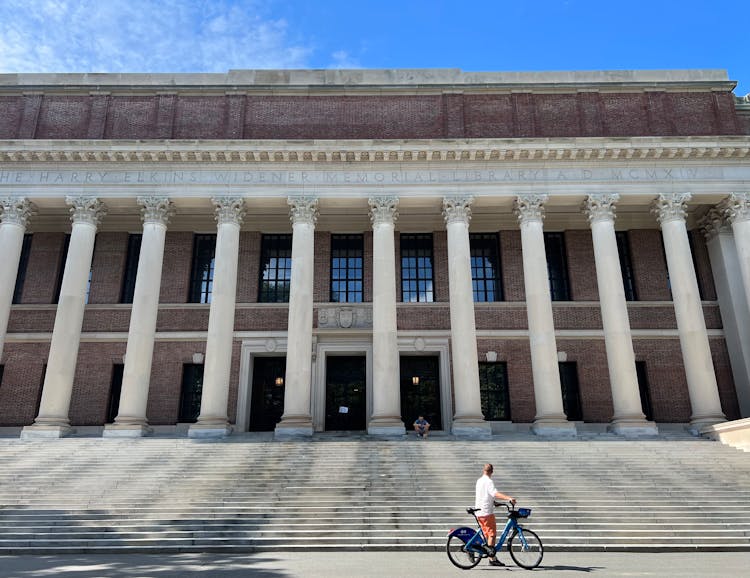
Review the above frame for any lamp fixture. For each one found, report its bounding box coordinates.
[275,377,284,386]
[412,376,420,385]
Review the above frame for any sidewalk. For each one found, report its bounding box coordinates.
[1,551,749,577]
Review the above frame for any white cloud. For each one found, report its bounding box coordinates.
[329,50,361,69]
[0,0,313,72]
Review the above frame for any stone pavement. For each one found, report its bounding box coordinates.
[1,552,750,577]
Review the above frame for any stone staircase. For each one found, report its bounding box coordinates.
[0,432,749,553]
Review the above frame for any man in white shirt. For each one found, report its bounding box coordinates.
[475,463,515,567]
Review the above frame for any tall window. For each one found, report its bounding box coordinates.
[0,364,4,389]
[106,364,124,424]
[635,361,654,422]
[178,364,204,422]
[331,234,363,303]
[400,234,434,303]
[470,233,503,302]
[479,362,511,421]
[52,234,71,304]
[559,362,582,421]
[120,234,142,304]
[545,232,570,301]
[189,234,216,303]
[616,231,638,301]
[12,234,32,304]
[259,234,293,303]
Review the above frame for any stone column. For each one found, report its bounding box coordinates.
[189,197,245,438]
[104,197,174,438]
[275,197,318,438]
[443,196,491,437]
[21,197,106,439]
[724,193,750,314]
[583,194,657,436]
[367,196,405,435]
[700,208,750,417]
[0,197,35,363]
[514,194,575,436]
[652,193,725,431]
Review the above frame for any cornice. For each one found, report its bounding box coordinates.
[1,137,749,164]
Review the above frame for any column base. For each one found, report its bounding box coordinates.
[20,424,74,439]
[532,417,577,437]
[275,415,313,438]
[687,414,726,436]
[451,416,492,438]
[608,418,659,438]
[103,423,153,438]
[367,416,406,436]
[188,422,233,438]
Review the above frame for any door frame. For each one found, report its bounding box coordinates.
[237,333,288,432]
[313,337,372,432]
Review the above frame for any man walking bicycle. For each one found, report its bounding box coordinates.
[475,463,515,567]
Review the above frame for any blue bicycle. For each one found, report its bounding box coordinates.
[446,502,544,570]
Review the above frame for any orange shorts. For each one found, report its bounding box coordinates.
[477,514,497,540]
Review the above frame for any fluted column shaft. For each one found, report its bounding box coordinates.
[514,194,574,435]
[0,197,35,363]
[22,197,106,438]
[583,195,655,435]
[653,193,725,430]
[189,197,245,438]
[443,197,490,436]
[276,197,318,437]
[725,193,750,315]
[368,196,405,435]
[105,197,173,437]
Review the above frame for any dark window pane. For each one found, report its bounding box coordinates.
[479,362,511,420]
[120,234,142,304]
[12,234,33,304]
[559,362,582,420]
[106,364,124,423]
[545,232,570,301]
[189,234,216,304]
[179,364,204,422]
[259,234,293,303]
[616,231,638,302]
[330,234,363,303]
[470,233,503,302]
[53,234,71,304]
[400,234,434,303]
[635,361,654,421]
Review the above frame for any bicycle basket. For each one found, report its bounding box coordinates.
[517,508,531,518]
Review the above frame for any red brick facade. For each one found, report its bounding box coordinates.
[1,91,746,140]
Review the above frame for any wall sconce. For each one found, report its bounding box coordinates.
[275,377,284,386]
[412,376,420,385]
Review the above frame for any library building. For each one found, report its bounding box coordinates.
[1,68,749,439]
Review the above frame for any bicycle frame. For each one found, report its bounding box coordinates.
[448,510,532,555]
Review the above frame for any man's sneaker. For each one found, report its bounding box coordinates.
[488,559,505,567]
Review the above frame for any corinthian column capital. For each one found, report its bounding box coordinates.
[442,196,473,226]
[698,207,730,241]
[66,196,106,227]
[651,193,691,226]
[513,193,548,225]
[0,196,36,227]
[137,196,174,226]
[368,196,399,227]
[724,193,750,224]
[211,196,246,226]
[288,196,319,226]
[582,193,619,225]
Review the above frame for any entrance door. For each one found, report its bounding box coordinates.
[325,356,367,430]
[249,357,286,431]
[400,356,442,430]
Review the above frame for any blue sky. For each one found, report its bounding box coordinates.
[1,0,748,95]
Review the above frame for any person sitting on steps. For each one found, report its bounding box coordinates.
[413,415,430,438]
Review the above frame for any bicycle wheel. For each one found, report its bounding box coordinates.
[508,527,543,569]
[446,535,482,570]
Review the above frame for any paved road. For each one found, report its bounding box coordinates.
[1,552,750,577]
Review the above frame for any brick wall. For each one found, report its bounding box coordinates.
[159,232,193,303]
[565,230,598,300]
[88,232,128,304]
[237,231,261,303]
[500,231,524,301]
[20,232,66,304]
[5,90,742,140]
[629,230,671,300]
